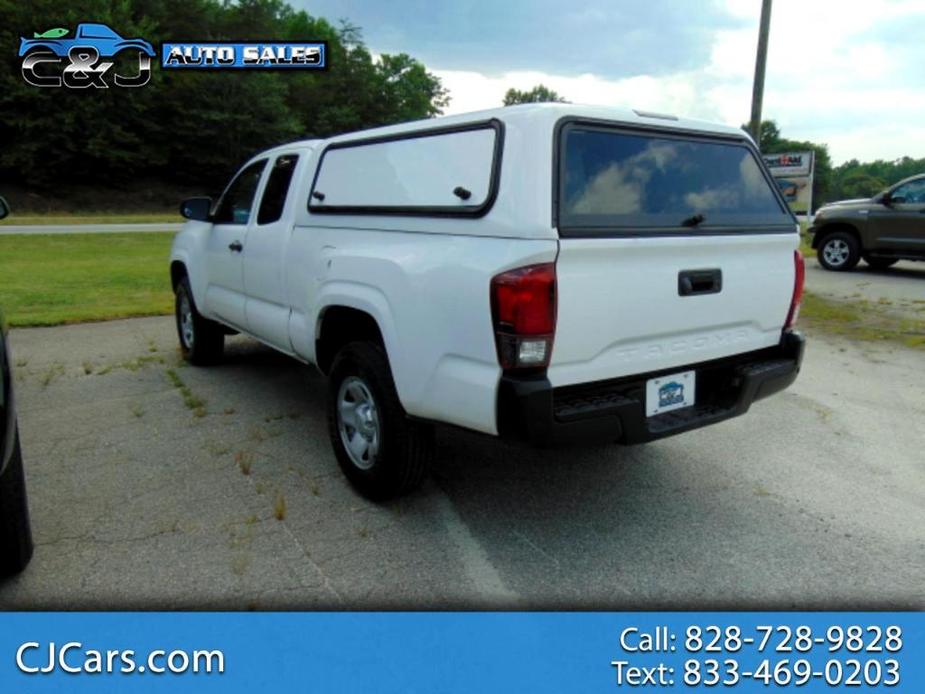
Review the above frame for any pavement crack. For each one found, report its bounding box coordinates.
[36,525,184,548]
[511,530,562,571]
[277,521,345,605]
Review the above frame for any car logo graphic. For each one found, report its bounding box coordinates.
[19,22,155,58]
[658,381,685,408]
[19,22,154,88]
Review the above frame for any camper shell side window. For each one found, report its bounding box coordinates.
[308,119,504,218]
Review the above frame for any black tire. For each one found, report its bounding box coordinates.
[175,277,224,365]
[327,341,433,499]
[0,429,33,577]
[865,256,898,270]
[817,231,861,271]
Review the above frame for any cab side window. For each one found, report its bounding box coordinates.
[258,155,300,225]
[891,179,925,204]
[213,159,267,224]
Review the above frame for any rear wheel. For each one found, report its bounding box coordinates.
[327,341,433,499]
[817,231,860,271]
[175,277,224,365]
[864,256,898,270]
[0,430,33,577]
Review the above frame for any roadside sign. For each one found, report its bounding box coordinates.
[763,151,815,215]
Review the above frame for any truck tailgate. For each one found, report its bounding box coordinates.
[548,233,797,388]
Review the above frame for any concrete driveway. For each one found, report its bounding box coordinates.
[1,317,923,609]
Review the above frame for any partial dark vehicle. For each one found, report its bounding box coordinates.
[810,174,925,271]
[0,196,34,576]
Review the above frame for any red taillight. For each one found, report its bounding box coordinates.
[490,263,557,369]
[785,250,805,329]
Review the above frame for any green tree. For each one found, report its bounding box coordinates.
[503,84,566,106]
[753,120,781,150]
[0,0,449,193]
[373,53,449,123]
[830,155,925,202]
[839,172,887,200]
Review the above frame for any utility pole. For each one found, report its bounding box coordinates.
[749,0,773,148]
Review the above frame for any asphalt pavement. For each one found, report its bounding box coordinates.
[1,316,922,609]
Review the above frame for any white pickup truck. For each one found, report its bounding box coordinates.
[170,103,805,499]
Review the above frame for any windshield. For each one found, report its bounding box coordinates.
[558,126,792,233]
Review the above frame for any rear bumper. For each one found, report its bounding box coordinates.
[497,330,805,446]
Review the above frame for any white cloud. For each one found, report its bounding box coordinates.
[435,69,719,121]
[432,0,925,164]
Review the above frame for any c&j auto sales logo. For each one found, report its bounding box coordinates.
[19,22,327,88]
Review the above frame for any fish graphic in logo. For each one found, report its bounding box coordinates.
[658,381,685,408]
[33,28,70,39]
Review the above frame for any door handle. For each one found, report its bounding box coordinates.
[678,269,722,296]
[228,241,243,252]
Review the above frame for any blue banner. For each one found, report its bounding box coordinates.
[0,612,921,691]
[161,42,327,69]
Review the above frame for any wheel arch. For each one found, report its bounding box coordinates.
[811,222,861,250]
[170,260,188,290]
[21,42,60,55]
[169,253,215,322]
[315,304,390,376]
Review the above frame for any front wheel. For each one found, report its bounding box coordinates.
[175,277,224,365]
[327,342,433,499]
[817,231,860,271]
[0,430,33,577]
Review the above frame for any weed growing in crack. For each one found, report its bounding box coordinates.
[235,451,254,475]
[40,363,65,387]
[274,494,287,521]
[165,367,207,415]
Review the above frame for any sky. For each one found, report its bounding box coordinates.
[296,0,924,165]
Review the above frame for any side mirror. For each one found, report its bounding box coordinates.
[180,197,212,221]
[880,192,893,206]
[0,196,9,220]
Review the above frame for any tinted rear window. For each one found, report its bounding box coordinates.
[559,127,791,233]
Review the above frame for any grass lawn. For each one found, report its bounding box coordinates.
[1,227,921,354]
[1,213,182,226]
[800,290,925,350]
[798,219,814,257]
[0,232,175,327]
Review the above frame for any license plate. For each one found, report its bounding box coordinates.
[646,370,695,417]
